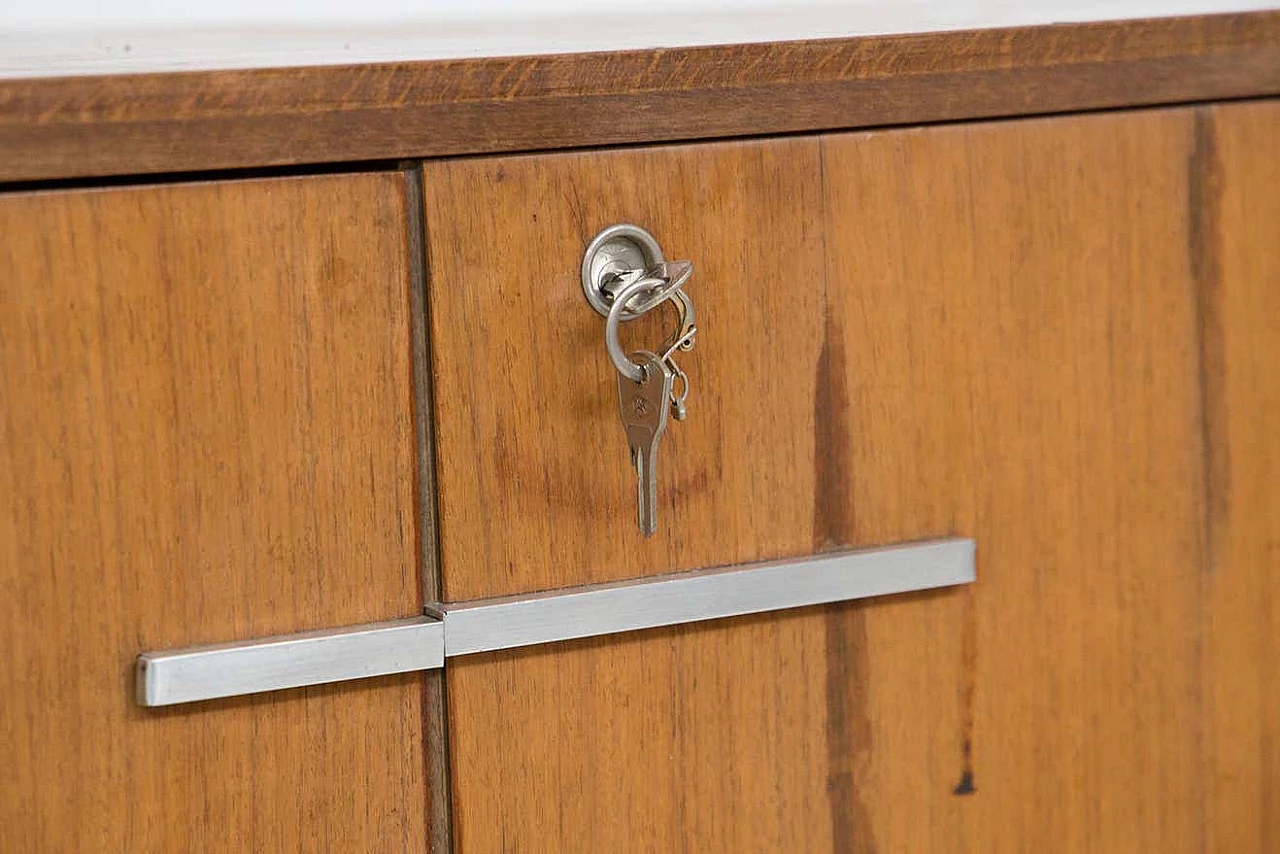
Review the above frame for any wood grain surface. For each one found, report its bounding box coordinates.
[0,173,429,851]
[820,109,1204,852]
[422,137,826,599]
[2,12,1279,183]
[1198,100,1280,852]
[425,105,1253,849]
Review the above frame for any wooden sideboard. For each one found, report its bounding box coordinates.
[1,12,1277,852]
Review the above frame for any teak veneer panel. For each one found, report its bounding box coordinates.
[821,110,1205,852]
[2,12,1279,182]
[430,107,1217,850]
[422,138,826,599]
[0,174,428,851]
[1200,100,1280,852]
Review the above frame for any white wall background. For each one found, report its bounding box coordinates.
[0,0,1273,78]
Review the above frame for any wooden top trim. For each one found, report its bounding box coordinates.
[1,11,1278,183]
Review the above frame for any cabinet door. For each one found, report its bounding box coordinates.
[1200,100,1280,853]
[421,101,1279,851]
[0,174,431,851]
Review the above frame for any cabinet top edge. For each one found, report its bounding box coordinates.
[0,10,1277,185]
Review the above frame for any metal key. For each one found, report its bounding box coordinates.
[616,350,674,537]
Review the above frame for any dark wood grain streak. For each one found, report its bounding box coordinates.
[1,12,1278,182]
[814,309,875,852]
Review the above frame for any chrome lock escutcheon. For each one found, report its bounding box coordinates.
[581,223,693,319]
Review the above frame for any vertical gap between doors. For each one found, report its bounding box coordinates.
[404,161,456,854]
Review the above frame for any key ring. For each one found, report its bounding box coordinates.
[606,275,691,383]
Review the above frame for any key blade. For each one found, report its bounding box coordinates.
[635,441,657,537]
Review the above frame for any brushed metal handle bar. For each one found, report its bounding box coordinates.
[137,538,974,707]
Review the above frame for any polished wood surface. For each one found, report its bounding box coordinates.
[0,174,429,851]
[422,137,826,599]
[820,109,1204,852]
[2,13,1280,182]
[425,105,1265,849]
[1200,100,1280,852]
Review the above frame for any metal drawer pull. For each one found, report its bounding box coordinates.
[136,539,973,706]
[435,538,974,656]
[136,617,444,707]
